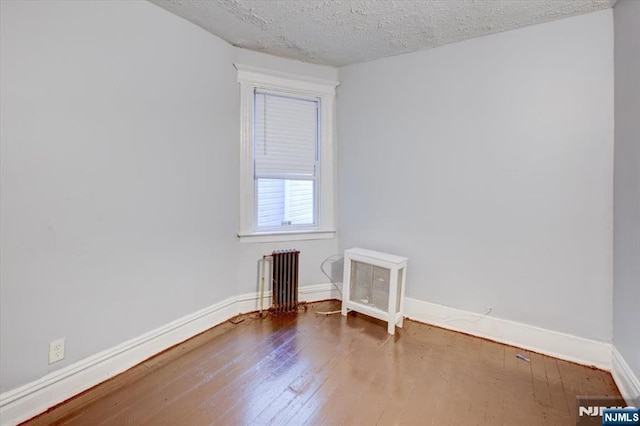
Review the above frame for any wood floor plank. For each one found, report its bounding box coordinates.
[75,317,274,425]
[216,318,332,424]
[530,351,553,407]
[193,315,332,425]
[544,356,570,416]
[22,301,623,426]
[142,314,316,425]
[277,315,382,425]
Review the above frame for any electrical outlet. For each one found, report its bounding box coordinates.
[49,338,65,364]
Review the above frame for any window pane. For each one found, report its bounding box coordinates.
[256,179,285,228]
[257,179,315,228]
[285,180,315,225]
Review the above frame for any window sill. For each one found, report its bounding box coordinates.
[238,229,336,243]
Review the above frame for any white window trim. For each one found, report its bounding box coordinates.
[235,64,339,243]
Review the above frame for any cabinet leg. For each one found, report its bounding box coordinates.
[387,322,395,335]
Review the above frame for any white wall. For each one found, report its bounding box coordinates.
[613,0,640,381]
[338,10,614,342]
[0,0,338,394]
[0,0,239,392]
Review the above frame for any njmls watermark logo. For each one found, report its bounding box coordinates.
[602,408,640,425]
[577,397,640,426]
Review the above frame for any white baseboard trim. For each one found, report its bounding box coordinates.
[612,348,640,405]
[235,282,341,313]
[0,283,337,426]
[299,282,342,302]
[404,297,612,371]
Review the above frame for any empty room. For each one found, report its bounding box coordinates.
[1,0,638,425]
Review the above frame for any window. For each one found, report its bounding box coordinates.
[236,65,338,242]
[254,92,317,228]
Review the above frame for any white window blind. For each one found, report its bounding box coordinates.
[254,91,318,177]
[254,91,319,228]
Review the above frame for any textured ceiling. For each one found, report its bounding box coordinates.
[150,0,616,67]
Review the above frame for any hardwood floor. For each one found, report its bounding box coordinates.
[24,300,622,426]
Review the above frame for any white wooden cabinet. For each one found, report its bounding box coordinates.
[341,248,408,334]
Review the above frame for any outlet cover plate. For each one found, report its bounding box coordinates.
[49,338,65,364]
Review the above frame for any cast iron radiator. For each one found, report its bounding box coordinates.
[271,249,300,313]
